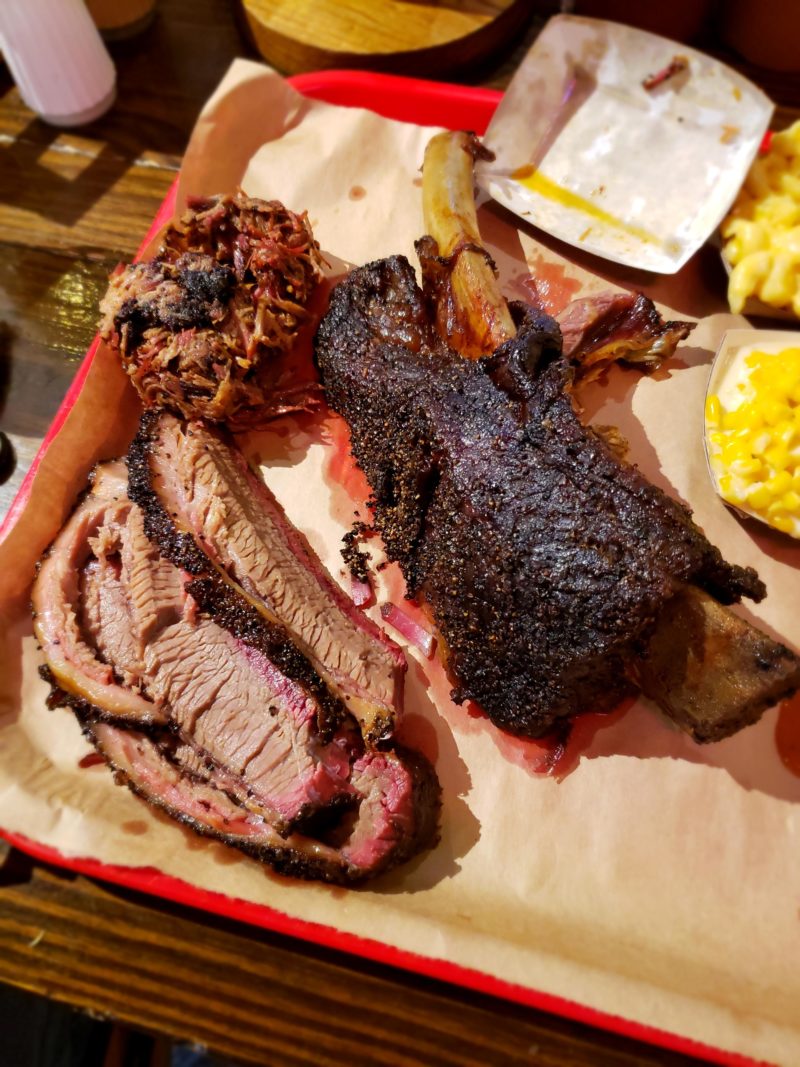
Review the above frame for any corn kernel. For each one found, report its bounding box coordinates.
[747,483,772,511]
[771,515,795,533]
[775,420,796,447]
[721,438,750,465]
[750,430,772,455]
[766,470,794,494]
[782,490,800,512]
[705,394,721,426]
[765,445,791,471]
[721,407,749,432]
[722,484,747,507]
[762,399,786,426]
[730,457,763,478]
[767,499,788,518]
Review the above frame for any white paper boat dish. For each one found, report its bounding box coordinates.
[480,15,773,274]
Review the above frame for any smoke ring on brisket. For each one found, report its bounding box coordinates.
[33,458,440,882]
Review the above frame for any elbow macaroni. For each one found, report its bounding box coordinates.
[722,121,800,315]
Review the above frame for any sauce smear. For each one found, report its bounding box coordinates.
[78,752,105,769]
[512,255,581,316]
[321,410,373,510]
[512,168,662,247]
[776,692,800,777]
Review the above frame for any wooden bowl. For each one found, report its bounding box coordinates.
[237,0,534,79]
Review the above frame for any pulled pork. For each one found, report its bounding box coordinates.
[99,191,324,428]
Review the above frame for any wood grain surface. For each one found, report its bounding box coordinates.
[0,2,795,1063]
[239,0,533,78]
[0,842,701,1067]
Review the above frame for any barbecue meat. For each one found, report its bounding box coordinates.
[415,234,693,378]
[634,586,800,742]
[84,722,439,883]
[554,290,695,380]
[33,462,167,726]
[314,255,794,739]
[99,192,324,428]
[127,411,404,743]
[34,461,440,882]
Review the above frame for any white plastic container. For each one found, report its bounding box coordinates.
[0,0,116,127]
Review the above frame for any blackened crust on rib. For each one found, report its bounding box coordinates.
[315,256,766,737]
[127,411,346,738]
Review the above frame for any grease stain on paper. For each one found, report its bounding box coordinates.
[512,167,663,248]
[122,819,149,836]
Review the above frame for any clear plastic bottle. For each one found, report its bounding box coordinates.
[0,0,116,127]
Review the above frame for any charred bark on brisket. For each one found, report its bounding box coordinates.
[34,460,440,882]
[128,411,404,743]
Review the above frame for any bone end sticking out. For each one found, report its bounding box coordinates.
[422,130,515,358]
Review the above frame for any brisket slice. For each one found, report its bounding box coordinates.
[314,255,787,739]
[87,721,348,882]
[84,722,437,884]
[35,466,360,831]
[32,462,165,726]
[35,461,439,880]
[127,411,404,743]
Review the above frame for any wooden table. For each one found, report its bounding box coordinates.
[1,3,792,1064]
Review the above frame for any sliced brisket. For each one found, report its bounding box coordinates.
[127,411,404,743]
[86,721,437,883]
[33,462,165,725]
[86,723,356,883]
[35,462,439,881]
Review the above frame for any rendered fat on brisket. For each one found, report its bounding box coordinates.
[314,255,800,739]
[127,411,404,743]
[33,464,439,879]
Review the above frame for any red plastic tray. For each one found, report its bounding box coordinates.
[0,71,769,1067]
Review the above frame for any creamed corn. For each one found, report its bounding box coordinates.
[706,346,800,536]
